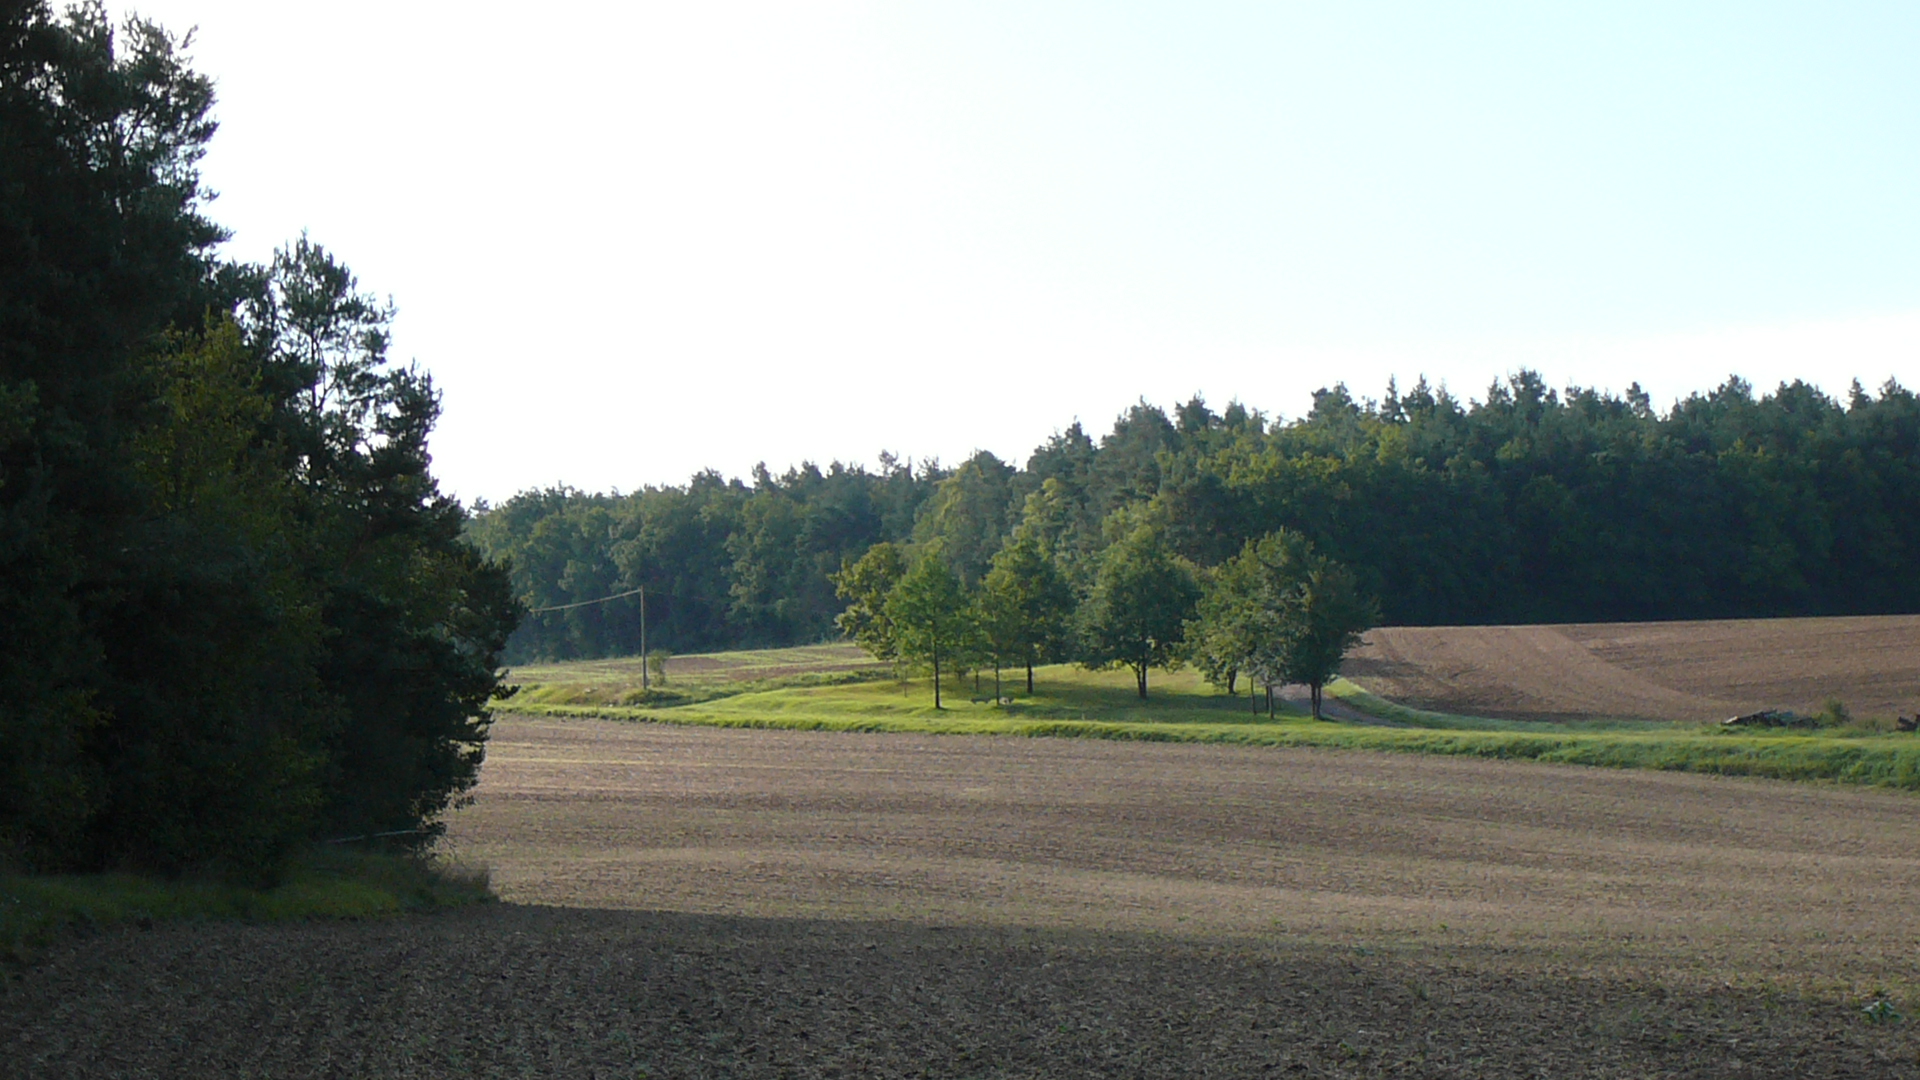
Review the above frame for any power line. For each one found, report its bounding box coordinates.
[527,586,647,614]
[527,584,671,690]
[525,584,723,615]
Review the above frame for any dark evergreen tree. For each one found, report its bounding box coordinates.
[244,238,521,844]
[0,1,237,868]
[0,5,518,873]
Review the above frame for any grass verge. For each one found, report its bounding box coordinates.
[501,662,1920,794]
[1,847,491,964]
[510,668,889,709]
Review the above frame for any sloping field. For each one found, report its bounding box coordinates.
[442,718,1920,987]
[10,716,1920,1077]
[509,643,885,690]
[1345,615,1920,723]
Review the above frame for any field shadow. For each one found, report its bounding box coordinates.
[7,902,1914,1078]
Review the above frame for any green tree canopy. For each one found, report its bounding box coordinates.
[1186,529,1376,718]
[1077,521,1199,699]
[474,374,1920,667]
[833,541,909,662]
[248,237,522,845]
[1185,529,1315,696]
[1271,558,1378,719]
[913,450,1016,587]
[0,2,520,877]
[885,546,973,708]
[0,0,230,868]
[977,527,1075,694]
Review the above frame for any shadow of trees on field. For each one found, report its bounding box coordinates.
[5,904,1910,1078]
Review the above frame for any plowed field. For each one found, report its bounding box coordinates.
[447,719,1920,974]
[1345,614,1920,722]
[11,716,1920,1077]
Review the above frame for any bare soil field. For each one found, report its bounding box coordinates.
[11,717,1920,1077]
[1345,615,1920,722]
[8,905,1913,1079]
[446,719,1920,985]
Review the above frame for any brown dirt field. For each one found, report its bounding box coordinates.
[1345,615,1920,722]
[8,907,1914,1079]
[9,717,1920,1077]
[446,720,1920,985]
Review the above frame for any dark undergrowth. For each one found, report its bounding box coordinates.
[1,847,492,964]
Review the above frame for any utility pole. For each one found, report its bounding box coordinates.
[639,585,648,690]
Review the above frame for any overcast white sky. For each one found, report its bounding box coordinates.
[119,2,1920,502]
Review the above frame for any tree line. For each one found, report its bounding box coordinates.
[1,4,518,879]
[836,519,1375,715]
[475,372,1920,667]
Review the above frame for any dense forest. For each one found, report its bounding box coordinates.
[0,4,518,877]
[474,373,1920,664]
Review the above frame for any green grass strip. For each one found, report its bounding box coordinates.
[506,695,1920,793]
[1,849,491,963]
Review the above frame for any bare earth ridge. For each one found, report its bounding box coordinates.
[1344,615,1920,722]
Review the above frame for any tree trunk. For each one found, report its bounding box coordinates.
[1136,658,1149,699]
[1310,681,1322,719]
[994,661,1001,701]
[1025,649,1034,695]
[1227,668,1237,695]
[933,639,942,710]
[1266,685,1274,719]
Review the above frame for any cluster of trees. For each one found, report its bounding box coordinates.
[476,372,1920,667]
[465,457,942,661]
[0,4,517,879]
[834,511,1375,713]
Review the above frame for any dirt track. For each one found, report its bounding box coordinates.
[9,717,1920,1077]
[1345,615,1920,722]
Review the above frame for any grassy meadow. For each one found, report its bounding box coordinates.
[501,645,1920,792]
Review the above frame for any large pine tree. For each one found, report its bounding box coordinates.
[0,2,519,876]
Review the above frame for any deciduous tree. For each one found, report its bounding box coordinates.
[833,541,909,662]
[885,546,972,708]
[978,528,1074,694]
[1078,522,1199,699]
[1185,530,1314,698]
[1271,558,1377,719]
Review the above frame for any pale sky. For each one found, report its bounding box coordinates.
[119,1,1920,502]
